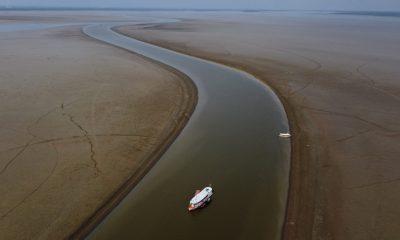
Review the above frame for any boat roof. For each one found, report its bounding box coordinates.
[190,187,212,204]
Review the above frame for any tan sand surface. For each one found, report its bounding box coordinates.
[118,13,400,239]
[0,25,196,239]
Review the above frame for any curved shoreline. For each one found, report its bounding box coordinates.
[70,26,198,239]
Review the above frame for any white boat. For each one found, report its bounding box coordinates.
[188,186,213,211]
[279,132,291,138]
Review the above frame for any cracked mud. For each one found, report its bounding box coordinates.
[0,22,196,239]
[117,14,400,240]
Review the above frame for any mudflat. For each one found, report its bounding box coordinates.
[117,12,400,239]
[0,20,196,239]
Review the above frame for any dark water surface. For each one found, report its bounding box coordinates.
[84,22,290,240]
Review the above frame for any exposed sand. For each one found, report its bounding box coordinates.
[117,13,400,239]
[0,24,196,239]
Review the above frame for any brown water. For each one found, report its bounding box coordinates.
[84,22,290,240]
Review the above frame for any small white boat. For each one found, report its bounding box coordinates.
[279,132,291,138]
[188,186,213,211]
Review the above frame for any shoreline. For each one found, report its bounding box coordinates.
[0,22,200,240]
[114,15,400,238]
[114,26,311,239]
[69,27,198,239]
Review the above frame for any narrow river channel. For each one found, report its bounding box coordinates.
[83,21,291,240]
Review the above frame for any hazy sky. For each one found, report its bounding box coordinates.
[1,0,400,11]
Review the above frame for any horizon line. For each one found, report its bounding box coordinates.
[0,7,399,13]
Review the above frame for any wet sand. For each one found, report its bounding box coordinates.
[117,12,400,239]
[0,21,196,239]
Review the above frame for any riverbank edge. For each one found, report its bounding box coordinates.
[69,27,198,239]
[114,26,315,240]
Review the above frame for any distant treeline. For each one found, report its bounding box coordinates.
[334,11,400,18]
[0,7,277,11]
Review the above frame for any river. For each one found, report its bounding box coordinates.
[83,21,290,240]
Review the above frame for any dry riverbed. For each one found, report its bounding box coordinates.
[117,13,400,239]
[0,24,196,239]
